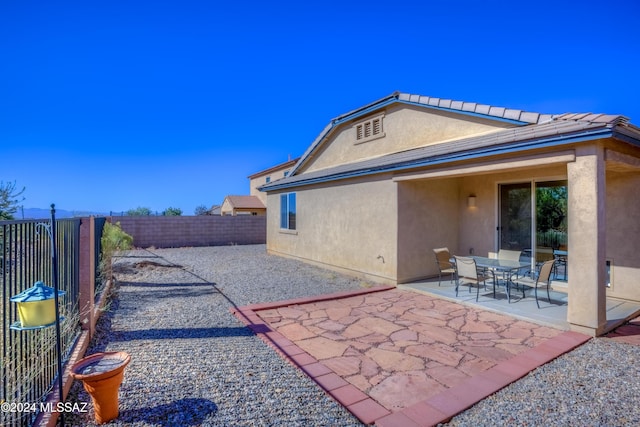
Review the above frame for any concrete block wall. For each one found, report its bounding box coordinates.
[110,215,267,248]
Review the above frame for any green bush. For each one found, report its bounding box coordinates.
[126,206,152,216]
[163,207,182,216]
[102,221,133,253]
[100,221,133,282]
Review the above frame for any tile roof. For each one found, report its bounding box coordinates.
[288,92,633,178]
[224,195,265,209]
[261,93,640,192]
[385,93,628,125]
[332,91,556,125]
[396,92,553,124]
[248,157,300,179]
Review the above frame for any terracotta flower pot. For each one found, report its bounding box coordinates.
[71,351,131,424]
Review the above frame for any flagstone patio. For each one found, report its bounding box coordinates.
[232,286,590,426]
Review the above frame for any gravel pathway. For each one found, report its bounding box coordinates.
[443,338,640,426]
[66,245,366,426]
[65,245,640,426]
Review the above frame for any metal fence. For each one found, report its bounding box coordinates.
[1,218,81,427]
[93,217,107,301]
[536,229,567,249]
[501,229,567,251]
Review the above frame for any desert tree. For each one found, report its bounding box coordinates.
[194,205,211,216]
[0,181,26,220]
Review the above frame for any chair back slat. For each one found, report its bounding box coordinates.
[433,247,452,268]
[455,256,477,279]
[538,259,555,283]
[498,249,521,261]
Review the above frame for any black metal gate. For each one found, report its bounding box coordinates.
[1,218,81,426]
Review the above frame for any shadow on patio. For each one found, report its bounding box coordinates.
[400,276,640,334]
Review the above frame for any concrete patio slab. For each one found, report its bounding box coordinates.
[231,286,590,426]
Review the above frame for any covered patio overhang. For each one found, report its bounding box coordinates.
[393,142,640,336]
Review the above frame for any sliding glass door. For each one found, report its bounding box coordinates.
[536,180,568,278]
[499,180,568,279]
[499,183,531,252]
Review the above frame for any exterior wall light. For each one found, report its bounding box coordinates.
[468,195,477,208]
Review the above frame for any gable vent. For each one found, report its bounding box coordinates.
[354,113,385,144]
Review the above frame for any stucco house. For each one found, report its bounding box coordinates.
[220,195,266,216]
[248,157,300,206]
[260,92,640,337]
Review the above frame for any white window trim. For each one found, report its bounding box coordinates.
[279,228,298,235]
[280,192,297,231]
[354,113,385,145]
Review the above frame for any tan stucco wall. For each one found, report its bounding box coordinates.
[220,198,233,216]
[266,175,399,283]
[397,179,460,283]
[250,166,294,205]
[267,156,572,286]
[606,170,640,301]
[301,104,515,173]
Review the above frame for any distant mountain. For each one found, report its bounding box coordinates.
[18,208,108,220]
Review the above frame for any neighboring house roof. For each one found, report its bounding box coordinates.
[223,195,266,209]
[261,92,640,192]
[248,157,300,179]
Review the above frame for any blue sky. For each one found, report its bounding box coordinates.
[2,1,639,215]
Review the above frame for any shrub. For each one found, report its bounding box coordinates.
[163,207,182,216]
[126,206,152,216]
[100,221,133,282]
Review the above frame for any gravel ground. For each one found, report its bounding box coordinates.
[443,338,640,426]
[65,245,367,427]
[65,244,640,426]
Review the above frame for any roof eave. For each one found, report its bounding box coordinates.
[261,127,614,192]
[247,158,299,179]
[612,124,640,147]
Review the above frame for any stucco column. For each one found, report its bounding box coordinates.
[567,144,607,336]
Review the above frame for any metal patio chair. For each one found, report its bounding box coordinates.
[433,247,456,286]
[453,256,491,301]
[517,259,555,308]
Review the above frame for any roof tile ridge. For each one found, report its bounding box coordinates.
[551,113,629,125]
[404,92,543,124]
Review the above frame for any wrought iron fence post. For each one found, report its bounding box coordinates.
[50,204,65,427]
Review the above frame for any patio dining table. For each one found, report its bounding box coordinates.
[469,256,530,303]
